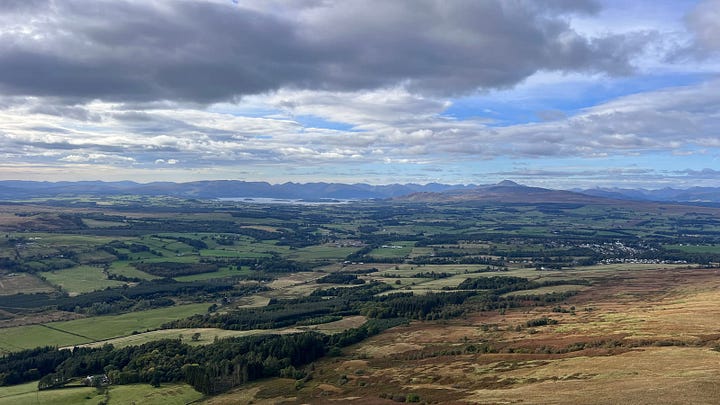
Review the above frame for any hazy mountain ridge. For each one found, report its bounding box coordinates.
[397,180,617,204]
[2,180,720,204]
[0,180,477,200]
[576,186,720,203]
[401,181,720,205]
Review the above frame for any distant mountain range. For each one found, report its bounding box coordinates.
[0,180,476,200]
[574,186,720,204]
[396,180,616,204]
[1,179,719,204]
[400,181,720,205]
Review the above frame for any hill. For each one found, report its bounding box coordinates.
[397,180,622,204]
[2,180,720,205]
[0,180,476,201]
[578,186,720,204]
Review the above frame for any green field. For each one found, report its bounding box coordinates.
[200,248,270,258]
[51,303,211,341]
[75,316,368,349]
[288,245,359,261]
[19,233,119,246]
[0,381,99,405]
[0,304,210,352]
[107,261,159,280]
[0,325,92,353]
[0,381,202,405]
[367,242,414,259]
[664,244,720,254]
[40,265,126,294]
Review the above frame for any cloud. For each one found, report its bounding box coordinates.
[0,0,647,103]
[59,153,136,164]
[0,1,716,188]
[536,109,568,121]
[481,166,720,190]
[664,0,720,63]
[1,78,719,173]
[485,80,720,157]
[685,0,720,54]
[672,168,720,178]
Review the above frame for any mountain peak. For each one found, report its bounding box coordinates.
[496,180,521,187]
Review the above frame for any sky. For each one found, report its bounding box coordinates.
[0,0,719,189]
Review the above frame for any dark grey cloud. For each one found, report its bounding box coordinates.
[0,0,48,12]
[0,0,646,103]
[28,104,101,122]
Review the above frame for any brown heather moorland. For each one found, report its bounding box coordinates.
[209,267,720,404]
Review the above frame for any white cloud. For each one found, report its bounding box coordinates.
[60,153,136,164]
[0,79,719,173]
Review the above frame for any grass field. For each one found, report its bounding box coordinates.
[0,303,210,351]
[107,261,159,280]
[0,324,93,353]
[50,303,211,341]
[664,244,720,254]
[367,264,576,294]
[73,327,278,349]
[0,381,100,405]
[0,382,202,405]
[19,233,118,246]
[40,265,126,295]
[367,242,414,259]
[198,239,291,259]
[72,316,367,349]
[287,244,359,261]
[200,248,271,258]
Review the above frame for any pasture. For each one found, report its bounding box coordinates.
[367,242,414,259]
[0,381,202,405]
[40,265,125,295]
[70,316,366,349]
[50,303,211,341]
[0,303,209,351]
[107,260,159,280]
[0,324,92,353]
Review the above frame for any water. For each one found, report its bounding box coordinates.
[217,197,356,205]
